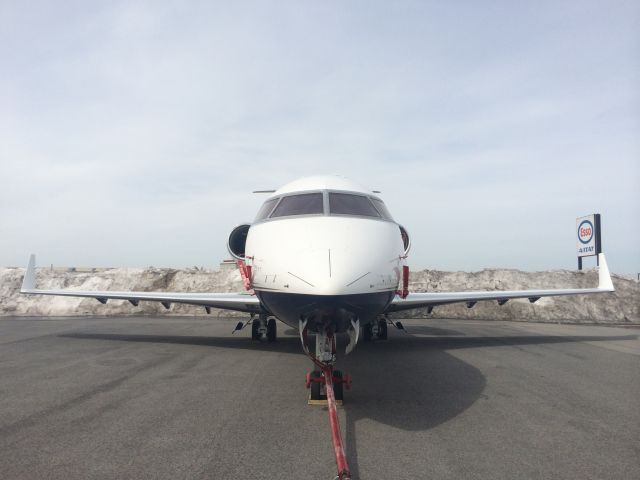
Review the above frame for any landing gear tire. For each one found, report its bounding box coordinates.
[333,370,344,401]
[267,318,277,342]
[310,370,322,400]
[363,323,373,342]
[377,320,388,340]
[251,320,260,341]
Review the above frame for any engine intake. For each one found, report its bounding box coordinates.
[399,225,411,255]
[227,224,251,260]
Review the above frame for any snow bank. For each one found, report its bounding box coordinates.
[0,267,243,317]
[0,266,637,323]
[403,268,638,324]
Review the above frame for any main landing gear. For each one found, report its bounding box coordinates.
[299,321,353,480]
[363,316,389,341]
[250,314,277,342]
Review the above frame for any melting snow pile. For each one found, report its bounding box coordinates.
[0,267,244,317]
[404,268,638,324]
[0,266,637,323]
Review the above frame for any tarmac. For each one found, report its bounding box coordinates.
[0,316,638,480]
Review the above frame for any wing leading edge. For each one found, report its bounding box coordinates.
[386,253,614,313]
[20,255,263,314]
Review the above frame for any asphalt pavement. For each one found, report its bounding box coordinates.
[0,316,638,480]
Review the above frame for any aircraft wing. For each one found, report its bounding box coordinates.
[386,253,614,313]
[20,255,263,314]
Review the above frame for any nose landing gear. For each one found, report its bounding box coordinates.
[363,316,389,341]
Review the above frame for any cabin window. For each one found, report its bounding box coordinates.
[255,198,279,221]
[329,193,380,217]
[371,198,394,221]
[270,193,324,217]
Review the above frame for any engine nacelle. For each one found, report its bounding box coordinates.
[227,224,251,260]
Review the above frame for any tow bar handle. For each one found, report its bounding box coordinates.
[322,365,351,480]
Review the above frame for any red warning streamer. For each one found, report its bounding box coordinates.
[236,260,252,291]
[397,265,409,298]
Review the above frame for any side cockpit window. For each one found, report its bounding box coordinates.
[370,198,394,221]
[270,193,324,218]
[329,193,381,218]
[255,198,279,221]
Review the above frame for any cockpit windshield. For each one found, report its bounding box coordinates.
[328,193,380,218]
[270,193,324,218]
[255,191,395,222]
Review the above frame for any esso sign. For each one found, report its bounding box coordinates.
[578,221,593,244]
[576,214,599,258]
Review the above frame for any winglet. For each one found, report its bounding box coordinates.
[21,254,37,292]
[597,253,614,291]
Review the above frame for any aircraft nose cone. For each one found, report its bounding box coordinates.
[306,244,398,295]
[248,217,403,295]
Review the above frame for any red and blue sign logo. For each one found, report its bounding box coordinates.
[578,220,594,244]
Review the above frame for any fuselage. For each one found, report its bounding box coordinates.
[231,176,409,334]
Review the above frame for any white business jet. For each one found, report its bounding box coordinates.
[21,174,614,389]
[20,175,614,479]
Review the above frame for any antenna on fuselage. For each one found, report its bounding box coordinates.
[372,190,382,194]
[252,190,276,193]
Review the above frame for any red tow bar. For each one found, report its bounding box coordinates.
[321,365,351,480]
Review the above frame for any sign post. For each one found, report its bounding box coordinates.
[576,213,601,270]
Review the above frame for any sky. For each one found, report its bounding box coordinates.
[1,0,639,273]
